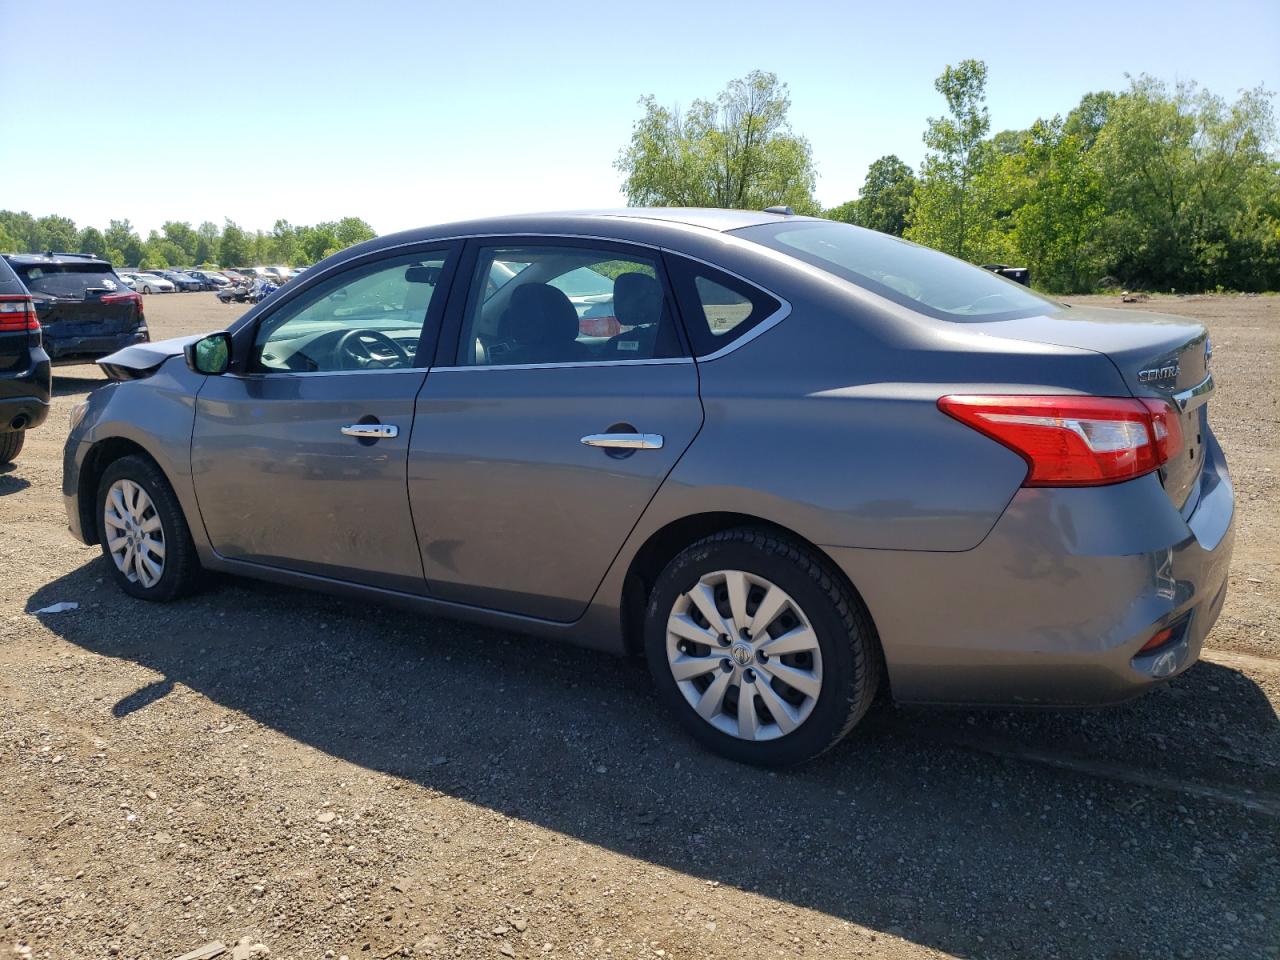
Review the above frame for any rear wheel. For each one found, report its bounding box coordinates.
[96,454,201,601]
[0,431,24,464]
[644,528,880,766]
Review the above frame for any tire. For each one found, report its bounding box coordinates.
[0,431,23,464]
[644,527,880,766]
[140,284,152,295]
[96,454,201,602]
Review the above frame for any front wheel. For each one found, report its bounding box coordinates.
[644,528,880,766]
[0,430,24,464]
[96,454,201,601]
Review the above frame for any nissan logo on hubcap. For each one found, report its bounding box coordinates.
[730,642,754,667]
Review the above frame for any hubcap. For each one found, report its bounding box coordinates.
[103,479,166,588]
[666,570,823,741]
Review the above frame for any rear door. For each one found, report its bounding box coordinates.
[14,262,139,355]
[191,245,457,593]
[408,238,703,621]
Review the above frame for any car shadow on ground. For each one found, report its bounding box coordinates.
[0,461,30,496]
[51,372,107,397]
[26,562,1280,959]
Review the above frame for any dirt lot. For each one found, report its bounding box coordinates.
[1,293,1277,960]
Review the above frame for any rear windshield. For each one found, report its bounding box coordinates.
[735,221,1056,322]
[14,263,124,299]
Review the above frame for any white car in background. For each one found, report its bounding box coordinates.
[127,273,176,294]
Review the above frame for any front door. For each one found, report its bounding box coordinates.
[191,247,456,593]
[409,239,703,621]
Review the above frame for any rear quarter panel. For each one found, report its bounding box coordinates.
[642,236,1133,553]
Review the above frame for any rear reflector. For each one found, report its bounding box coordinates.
[0,294,39,332]
[1138,626,1176,654]
[938,395,1178,487]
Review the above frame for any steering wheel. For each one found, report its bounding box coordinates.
[336,329,411,370]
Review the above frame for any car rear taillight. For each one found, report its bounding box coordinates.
[102,290,144,319]
[0,294,39,332]
[938,395,1178,487]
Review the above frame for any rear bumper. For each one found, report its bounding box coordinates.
[827,433,1235,706]
[0,347,51,431]
[46,327,149,364]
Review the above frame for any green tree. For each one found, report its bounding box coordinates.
[105,219,145,266]
[907,59,995,259]
[162,221,199,263]
[34,214,78,252]
[1095,76,1278,290]
[854,155,916,235]
[195,221,220,265]
[1007,119,1106,292]
[0,220,16,253]
[77,226,108,258]
[0,211,37,251]
[333,217,376,249]
[268,219,299,265]
[219,219,251,266]
[824,199,861,224]
[616,70,818,213]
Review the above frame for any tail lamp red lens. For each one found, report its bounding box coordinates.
[0,294,39,332]
[938,395,1182,487]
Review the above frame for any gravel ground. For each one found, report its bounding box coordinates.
[0,292,1277,960]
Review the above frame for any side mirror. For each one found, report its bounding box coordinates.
[184,332,232,375]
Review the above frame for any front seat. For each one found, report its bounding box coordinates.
[493,283,588,365]
[604,272,678,358]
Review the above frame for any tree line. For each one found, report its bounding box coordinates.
[617,64,1280,293]
[0,213,376,270]
[5,61,1276,292]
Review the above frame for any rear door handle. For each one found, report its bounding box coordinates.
[580,433,664,450]
[341,423,399,439]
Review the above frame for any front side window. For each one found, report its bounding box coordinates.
[251,252,449,373]
[457,244,685,366]
[736,220,1055,322]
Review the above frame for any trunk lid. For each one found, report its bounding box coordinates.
[972,305,1213,511]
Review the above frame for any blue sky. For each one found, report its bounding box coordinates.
[2,0,1276,236]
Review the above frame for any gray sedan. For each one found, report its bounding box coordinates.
[63,209,1233,765]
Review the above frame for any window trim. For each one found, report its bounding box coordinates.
[662,251,791,362]
[226,242,460,377]
[437,235,692,370]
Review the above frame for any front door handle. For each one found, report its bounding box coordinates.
[580,432,664,450]
[341,423,399,439]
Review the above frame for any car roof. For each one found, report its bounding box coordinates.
[374,208,820,247]
[4,251,112,268]
[0,254,26,295]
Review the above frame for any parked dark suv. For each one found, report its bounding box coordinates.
[0,256,50,463]
[3,253,149,364]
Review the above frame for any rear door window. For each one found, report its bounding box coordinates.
[456,243,687,366]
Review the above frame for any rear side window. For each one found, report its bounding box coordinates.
[15,263,124,299]
[736,220,1055,322]
[666,256,782,357]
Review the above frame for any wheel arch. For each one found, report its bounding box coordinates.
[76,436,163,545]
[619,512,883,673]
